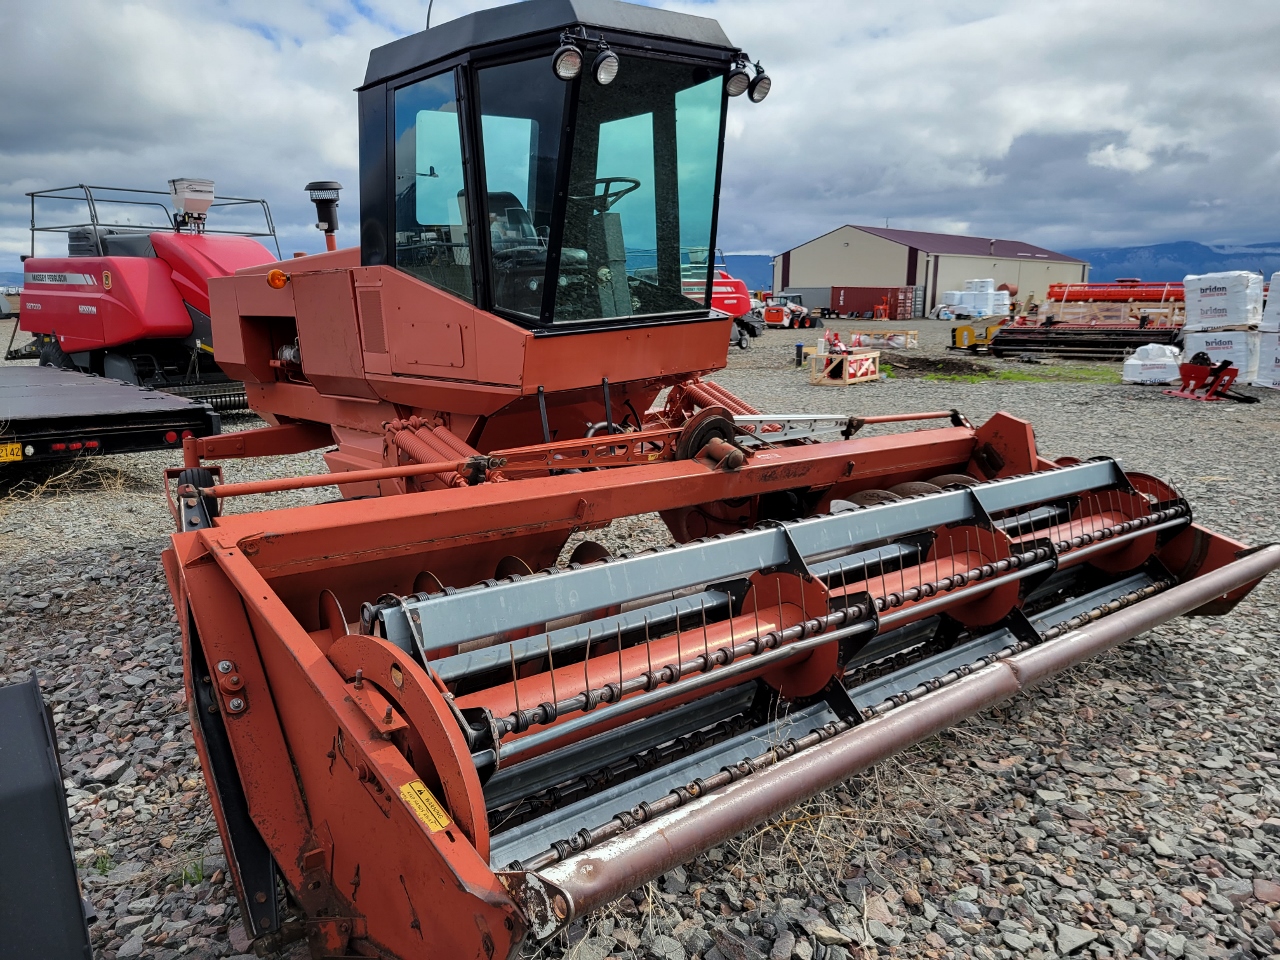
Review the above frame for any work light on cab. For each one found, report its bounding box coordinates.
[748,65,771,102]
[592,44,620,84]
[552,40,583,79]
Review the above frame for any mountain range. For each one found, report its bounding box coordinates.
[6,242,1278,294]
[1062,241,1280,283]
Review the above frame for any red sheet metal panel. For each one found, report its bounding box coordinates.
[22,256,190,351]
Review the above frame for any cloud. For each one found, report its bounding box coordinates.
[1087,144,1154,173]
[688,0,1280,253]
[0,0,504,267]
[3,0,1279,273]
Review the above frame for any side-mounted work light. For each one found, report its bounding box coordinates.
[748,64,771,102]
[728,56,771,102]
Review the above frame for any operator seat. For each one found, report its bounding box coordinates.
[483,191,587,315]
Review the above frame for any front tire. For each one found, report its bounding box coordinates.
[38,340,74,369]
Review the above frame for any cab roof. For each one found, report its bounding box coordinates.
[363,0,738,88]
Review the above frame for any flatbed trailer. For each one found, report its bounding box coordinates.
[0,365,220,464]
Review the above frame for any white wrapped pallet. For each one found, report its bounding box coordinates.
[1261,272,1280,332]
[1255,333,1280,388]
[943,290,962,306]
[1182,330,1260,383]
[959,292,994,316]
[1122,359,1181,384]
[1183,271,1263,331]
[1122,343,1182,384]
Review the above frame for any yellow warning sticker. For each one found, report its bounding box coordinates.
[400,779,451,832]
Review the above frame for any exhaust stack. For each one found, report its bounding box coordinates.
[305,181,342,251]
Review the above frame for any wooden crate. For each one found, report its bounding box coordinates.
[808,349,880,385]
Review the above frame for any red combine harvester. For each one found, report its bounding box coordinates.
[152,3,1276,957]
[989,279,1185,360]
[8,180,282,410]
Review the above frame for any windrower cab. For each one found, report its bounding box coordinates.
[211,0,771,489]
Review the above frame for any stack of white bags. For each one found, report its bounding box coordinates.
[941,280,1007,318]
[1181,272,1263,383]
[1258,273,1280,388]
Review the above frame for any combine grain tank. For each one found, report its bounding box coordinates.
[159,3,1279,957]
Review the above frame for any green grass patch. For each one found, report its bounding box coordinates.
[175,854,207,885]
[923,365,1120,385]
[880,362,896,379]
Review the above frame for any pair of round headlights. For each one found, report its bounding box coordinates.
[553,41,620,85]
[727,63,770,103]
[551,42,771,102]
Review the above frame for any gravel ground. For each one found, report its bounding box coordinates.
[2,320,1279,960]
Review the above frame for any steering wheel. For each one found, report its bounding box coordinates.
[568,177,641,213]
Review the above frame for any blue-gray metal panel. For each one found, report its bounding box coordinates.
[808,542,921,580]
[432,589,731,679]
[971,460,1121,514]
[385,462,1116,652]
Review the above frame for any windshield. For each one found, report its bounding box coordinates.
[475,55,724,325]
[476,57,568,319]
[553,59,722,323]
[391,55,727,323]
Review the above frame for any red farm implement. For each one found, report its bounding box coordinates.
[147,3,1279,957]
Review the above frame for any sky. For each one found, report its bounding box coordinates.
[3,0,1280,274]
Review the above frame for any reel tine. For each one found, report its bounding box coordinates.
[510,643,521,717]
[700,598,710,668]
[644,615,654,689]
[545,632,557,706]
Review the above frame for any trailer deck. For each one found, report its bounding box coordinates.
[0,365,220,463]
